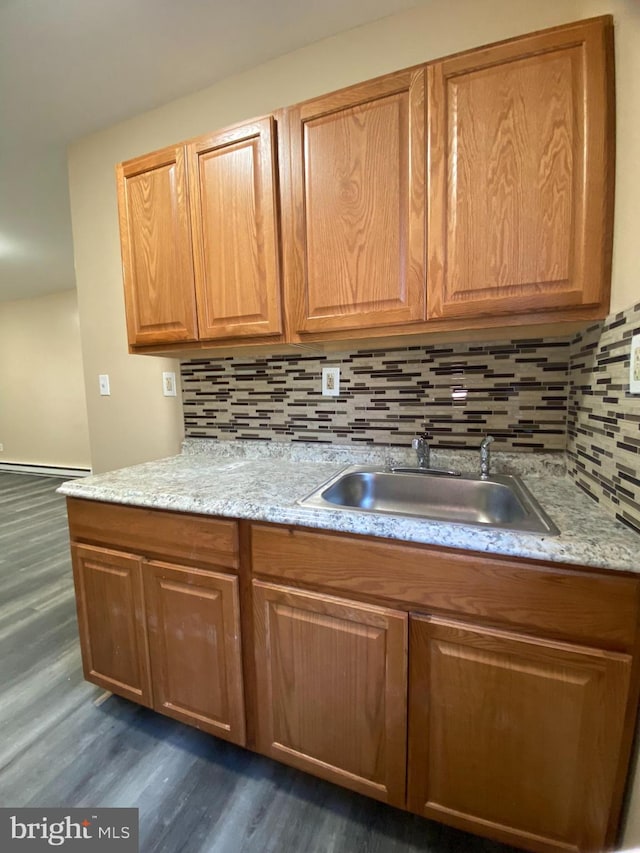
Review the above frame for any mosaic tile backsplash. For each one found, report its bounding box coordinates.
[182,339,571,452]
[568,302,640,535]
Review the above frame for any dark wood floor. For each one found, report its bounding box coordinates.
[0,471,518,853]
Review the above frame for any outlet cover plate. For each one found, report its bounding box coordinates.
[163,371,177,397]
[322,366,340,397]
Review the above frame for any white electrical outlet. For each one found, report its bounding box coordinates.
[322,366,340,397]
[98,374,110,396]
[163,371,177,397]
[630,334,640,394]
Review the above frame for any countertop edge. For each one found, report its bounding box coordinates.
[57,459,640,576]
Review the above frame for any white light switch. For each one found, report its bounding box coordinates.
[322,366,340,397]
[98,374,110,396]
[163,371,177,397]
[630,334,640,394]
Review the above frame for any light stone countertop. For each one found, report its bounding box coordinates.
[57,440,640,575]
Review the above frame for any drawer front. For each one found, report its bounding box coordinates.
[250,524,640,650]
[67,498,238,570]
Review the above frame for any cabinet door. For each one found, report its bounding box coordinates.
[284,68,426,336]
[408,615,632,853]
[116,145,199,346]
[253,580,407,806]
[427,17,613,321]
[143,560,245,745]
[71,544,152,707]
[188,117,282,340]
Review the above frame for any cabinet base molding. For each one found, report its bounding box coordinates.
[420,803,580,853]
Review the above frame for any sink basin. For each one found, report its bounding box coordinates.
[298,466,559,536]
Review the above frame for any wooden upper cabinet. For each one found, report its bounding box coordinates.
[187,117,283,340]
[283,68,427,337]
[115,16,615,353]
[408,615,632,853]
[116,145,199,346]
[427,16,614,321]
[71,544,153,707]
[143,560,245,745]
[253,580,408,807]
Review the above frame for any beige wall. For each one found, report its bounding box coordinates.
[0,289,91,469]
[585,0,640,315]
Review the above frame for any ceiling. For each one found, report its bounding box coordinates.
[0,0,419,303]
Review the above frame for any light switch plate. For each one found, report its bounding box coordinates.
[98,374,110,396]
[322,366,340,396]
[630,334,640,394]
[162,371,177,397]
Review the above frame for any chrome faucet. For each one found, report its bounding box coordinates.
[480,435,495,480]
[412,432,430,469]
[391,432,460,476]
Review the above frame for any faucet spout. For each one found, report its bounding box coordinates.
[480,435,495,480]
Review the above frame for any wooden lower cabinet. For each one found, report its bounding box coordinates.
[69,504,640,853]
[407,615,633,853]
[72,543,152,707]
[143,560,245,745]
[70,534,246,746]
[252,580,408,807]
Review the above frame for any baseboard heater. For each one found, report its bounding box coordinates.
[0,462,91,478]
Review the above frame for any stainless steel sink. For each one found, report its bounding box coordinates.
[298,466,559,535]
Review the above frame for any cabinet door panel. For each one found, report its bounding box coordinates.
[427,18,613,320]
[71,544,152,706]
[117,146,198,345]
[253,580,407,807]
[408,615,631,852]
[144,561,245,745]
[285,69,426,335]
[188,117,282,340]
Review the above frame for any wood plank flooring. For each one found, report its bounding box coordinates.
[0,472,517,853]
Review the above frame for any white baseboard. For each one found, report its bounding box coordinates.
[0,462,91,478]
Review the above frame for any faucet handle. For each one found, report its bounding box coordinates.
[412,432,429,449]
[412,433,431,469]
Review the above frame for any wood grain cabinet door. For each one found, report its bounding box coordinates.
[253,580,408,807]
[143,560,245,745]
[283,68,427,336]
[408,615,632,853]
[187,117,283,340]
[427,17,614,321]
[116,145,199,346]
[71,544,152,707]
